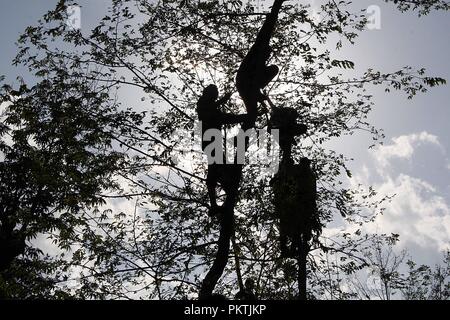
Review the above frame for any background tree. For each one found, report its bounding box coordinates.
[0,56,145,298]
[400,251,450,300]
[345,235,449,300]
[346,234,405,300]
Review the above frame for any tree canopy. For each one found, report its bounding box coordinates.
[0,0,448,299]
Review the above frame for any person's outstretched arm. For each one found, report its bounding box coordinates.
[215,92,232,108]
[253,0,286,51]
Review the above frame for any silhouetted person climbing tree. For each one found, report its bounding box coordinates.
[196,84,249,216]
[236,0,286,125]
[197,84,250,299]
[264,94,307,158]
[267,93,320,300]
[272,156,320,299]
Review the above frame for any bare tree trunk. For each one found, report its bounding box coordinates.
[297,239,308,300]
[199,174,241,299]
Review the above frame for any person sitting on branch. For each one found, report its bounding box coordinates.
[196,84,249,217]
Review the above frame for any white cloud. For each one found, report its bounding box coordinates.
[366,174,450,252]
[0,101,10,111]
[350,131,450,256]
[373,131,442,168]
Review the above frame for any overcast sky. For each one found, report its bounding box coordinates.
[1,0,449,270]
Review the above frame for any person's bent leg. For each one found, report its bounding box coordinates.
[206,165,220,216]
